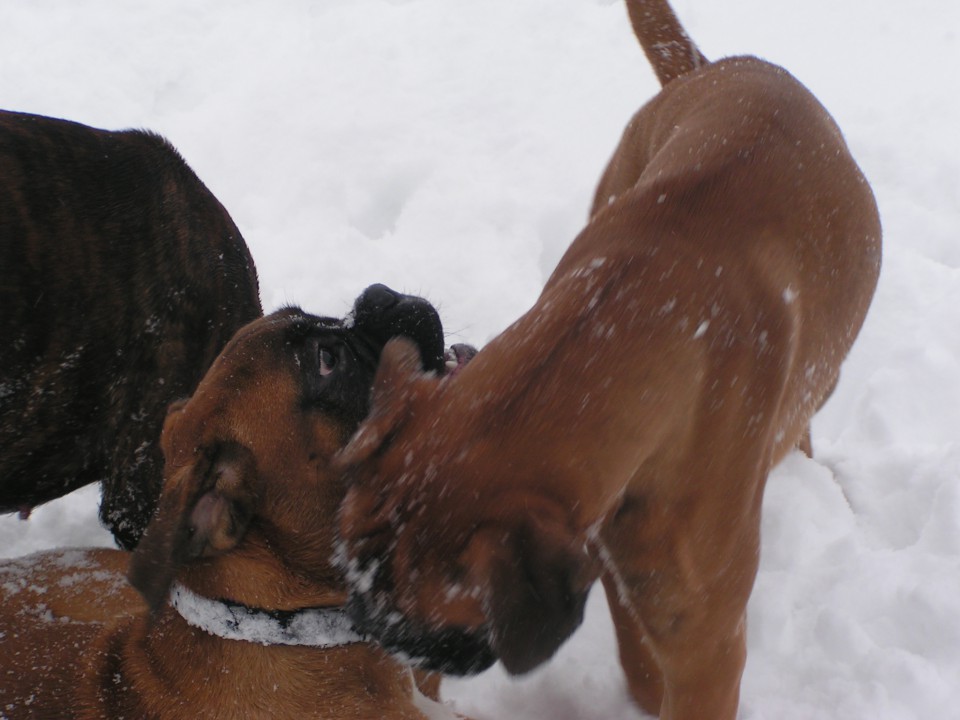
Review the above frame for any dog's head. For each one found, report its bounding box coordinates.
[128,284,472,616]
[335,338,596,677]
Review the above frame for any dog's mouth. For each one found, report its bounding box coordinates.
[329,339,491,674]
[442,343,477,378]
[338,548,497,676]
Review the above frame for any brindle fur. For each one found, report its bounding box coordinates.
[0,110,262,548]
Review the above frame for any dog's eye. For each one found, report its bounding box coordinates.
[318,347,338,376]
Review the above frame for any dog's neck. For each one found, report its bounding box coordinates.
[170,582,366,647]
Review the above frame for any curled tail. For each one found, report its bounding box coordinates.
[625,0,708,86]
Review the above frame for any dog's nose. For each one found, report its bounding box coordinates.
[352,284,446,375]
[357,283,399,314]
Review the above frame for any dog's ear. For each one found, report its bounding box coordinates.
[158,397,189,459]
[166,397,190,417]
[128,442,257,612]
[335,337,429,469]
[464,516,597,675]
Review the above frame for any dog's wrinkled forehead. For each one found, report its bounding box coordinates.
[223,285,446,419]
[163,286,448,463]
[276,283,446,374]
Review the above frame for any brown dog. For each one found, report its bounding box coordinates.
[0,110,261,550]
[0,303,479,719]
[334,1,881,718]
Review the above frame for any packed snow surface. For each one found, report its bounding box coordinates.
[1,1,958,718]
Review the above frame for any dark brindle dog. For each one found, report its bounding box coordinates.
[0,110,459,553]
[0,109,262,548]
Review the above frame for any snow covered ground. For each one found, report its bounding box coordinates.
[1,0,958,717]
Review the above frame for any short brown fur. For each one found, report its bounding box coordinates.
[336,2,881,718]
[0,309,463,719]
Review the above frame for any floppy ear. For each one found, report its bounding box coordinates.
[159,398,189,445]
[466,517,597,675]
[128,442,257,612]
[334,337,428,469]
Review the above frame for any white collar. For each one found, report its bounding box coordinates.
[169,582,367,648]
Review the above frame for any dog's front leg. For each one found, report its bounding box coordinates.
[602,573,665,715]
[599,494,760,720]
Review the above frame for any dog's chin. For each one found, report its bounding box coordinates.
[346,590,496,676]
[336,343,486,674]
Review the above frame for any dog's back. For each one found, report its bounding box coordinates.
[0,111,262,549]
[587,2,881,460]
[0,548,138,715]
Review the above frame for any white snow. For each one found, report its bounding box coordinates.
[1,0,958,718]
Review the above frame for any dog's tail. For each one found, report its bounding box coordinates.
[625,0,709,86]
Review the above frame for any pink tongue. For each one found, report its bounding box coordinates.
[443,343,478,376]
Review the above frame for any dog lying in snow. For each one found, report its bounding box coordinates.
[0,299,478,719]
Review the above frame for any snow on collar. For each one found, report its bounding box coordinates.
[170,582,367,647]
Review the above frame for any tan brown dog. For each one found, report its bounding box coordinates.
[0,304,481,719]
[334,1,881,718]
